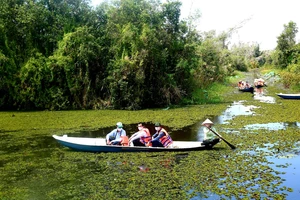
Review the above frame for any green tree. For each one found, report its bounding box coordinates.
[0,0,236,110]
[18,51,51,109]
[230,42,263,71]
[195,31,231,88]
[275,21,298,68]
[0,25,18,108]
[51,26,103,109]
[104,0,200,109]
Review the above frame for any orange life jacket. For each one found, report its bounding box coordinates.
[120,136,129,146]
[158,128,173,147]
[140,128,151,144]
[238,81,243,88]
[239,81,247,89]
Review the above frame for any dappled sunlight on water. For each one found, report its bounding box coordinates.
[244,122,300,131]
[268,156,300,199]
[253,94,276,103]
[213,101,257,124]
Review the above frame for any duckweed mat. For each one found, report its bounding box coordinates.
[1,72,300,199]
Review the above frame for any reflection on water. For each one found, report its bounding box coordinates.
[213,101,256,124]
[268,155,300,200]
[238,143,300,200]
[244,122,300,131]
[253,95,276,103]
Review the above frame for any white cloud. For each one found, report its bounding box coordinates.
[181,0,300,50]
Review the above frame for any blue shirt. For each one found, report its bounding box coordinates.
[151,132,165,142]
[106,128,126,143]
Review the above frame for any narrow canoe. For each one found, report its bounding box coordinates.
[52,135,219,152]
[277,93,300,99]
[239,87,254,93]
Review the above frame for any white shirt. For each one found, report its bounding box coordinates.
[129,130,147,142]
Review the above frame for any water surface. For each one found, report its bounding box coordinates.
[74,101,257,141]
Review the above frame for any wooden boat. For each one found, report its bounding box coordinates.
[52,135,219,152]
[277,93,300,99]
[239,87,254,93]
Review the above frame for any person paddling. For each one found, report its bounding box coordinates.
[254,78,266,96]
[201,119,220,145]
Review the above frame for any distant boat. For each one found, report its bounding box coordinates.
[277,93,300,99]
[52,135,220,152]
[239,87,254,94]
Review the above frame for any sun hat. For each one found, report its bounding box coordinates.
[116,122,123,128]
[155,122,161,127]
[201,119,213,125]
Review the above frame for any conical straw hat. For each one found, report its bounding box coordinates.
[202,118,213,125]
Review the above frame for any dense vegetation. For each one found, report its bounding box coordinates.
[0,0,299,111]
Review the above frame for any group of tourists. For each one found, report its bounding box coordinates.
[238,78,266,95]
[238,80,252,90]
[106,122,174,148]
[106,119,219,148]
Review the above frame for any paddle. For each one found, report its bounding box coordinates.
[207,127,236,150]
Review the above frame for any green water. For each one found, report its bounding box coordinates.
[1,84,300,199]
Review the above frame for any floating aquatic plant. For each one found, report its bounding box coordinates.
[0,70,299,199]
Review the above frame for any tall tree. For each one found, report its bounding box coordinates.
[0,24,18,108]
[275,21,298,68]
[50,26,103,109]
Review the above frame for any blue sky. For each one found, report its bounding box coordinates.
[91,0,300,50]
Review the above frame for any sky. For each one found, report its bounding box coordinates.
[91,0,300,50]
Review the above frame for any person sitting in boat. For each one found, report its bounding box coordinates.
[201,119,220,145]
[128,123,151,146]
[245,81,254,94]
[245,81,251,89]
[238,80,245,89]
[106,122,127,145]
[254,78,266,96]
[146,122,173,148]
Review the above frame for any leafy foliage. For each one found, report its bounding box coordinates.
[0,0,206,110]
[274,21,299,68]
[1,0,298,110]
[276,43,300,91]
[18,51,51,109]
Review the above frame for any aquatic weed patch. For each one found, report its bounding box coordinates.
[0,147,289,199]
[0,105,228,132]
[1,69,300,199]
[176,149,290,199]
[221,82,300,129]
